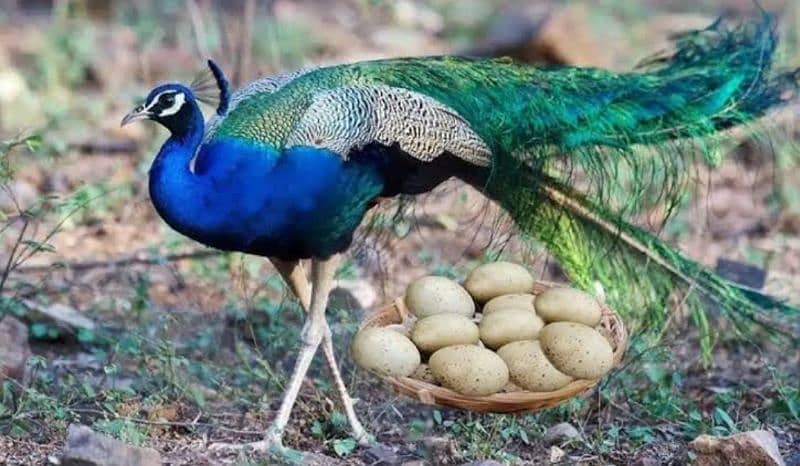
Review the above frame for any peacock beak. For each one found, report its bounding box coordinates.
[120,105,152,126]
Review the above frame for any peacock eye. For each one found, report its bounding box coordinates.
[162,94,175,106]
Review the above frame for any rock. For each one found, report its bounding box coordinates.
[22,300,96,333]
[460,461,503,466]
[0,316,31,384]
[690,430,785,466]
[466,11,549,62]
[715,258,767,290]
[61,424,161,466]
[544,422,581,445]
[530,5,613,67]
[549,445,566,463]
[392,0,444,34]
[332,279,376,310]
[422,436,460,464]
[641,14,716,51]
[365,443,401,465]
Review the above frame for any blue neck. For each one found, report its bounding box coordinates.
[148,105,206,237]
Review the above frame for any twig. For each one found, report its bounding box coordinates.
[12,250,222,274]
[0,215,29,293]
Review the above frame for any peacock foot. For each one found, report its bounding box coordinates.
[351,422,373,447]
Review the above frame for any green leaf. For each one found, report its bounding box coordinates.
[332,438,356,457]
[330,411,346,429]
[77,328,95,343]
[311,421,324,438]
[24,135,42,153]
[30,323,49,339]
[714,407,737,433]
[432,410,442,425]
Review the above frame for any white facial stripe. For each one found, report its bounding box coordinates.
[143,90,170,112]
[158,92,186,117]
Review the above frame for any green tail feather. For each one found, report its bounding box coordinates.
[488,170,798,360]
[472,13,800,355]
[362,13,799,352]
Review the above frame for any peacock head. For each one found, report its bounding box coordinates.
[121,84,200,136]
[122,60,230,138]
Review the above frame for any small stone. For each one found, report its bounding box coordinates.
[0,316,31,384]
[422,436,460,464]
[365,443,401,465]
[690,430,785,466]
[531,5,613,67]
[544,422,581,445]
[61,424,161,466]
[549,445,566,463]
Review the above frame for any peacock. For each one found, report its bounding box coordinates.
[121,13,799,452]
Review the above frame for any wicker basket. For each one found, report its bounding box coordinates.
[359,280,628,413]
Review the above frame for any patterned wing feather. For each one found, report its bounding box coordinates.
[203,67,317,143]
[285,85,492,167]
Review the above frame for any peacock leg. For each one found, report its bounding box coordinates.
[209,255,340,453]
[270,258,370,445]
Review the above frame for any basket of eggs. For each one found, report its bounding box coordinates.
[353,261,627,413]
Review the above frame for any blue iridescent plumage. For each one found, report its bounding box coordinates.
[148,110,384,259]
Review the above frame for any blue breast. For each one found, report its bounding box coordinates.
[149,137,385,259]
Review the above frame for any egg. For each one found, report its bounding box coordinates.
[539,322,614,379]
[411,313,480,353]
[351,328,421,377]
[405,275,475,318]
[535,287,602,327]
[429,345,509,395]
[411,363,437,384]
[464,262,535,302]
[496,340,573,391]
[478,308,544,349]
[482,293,537,315]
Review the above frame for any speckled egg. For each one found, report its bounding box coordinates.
[497,340,574,392]
[411,313,480,353]
[351,328,421,377]
[539,322,613,379]
[464,262,535,303]
[429,345,509,396]
[405,275,475,318]
[535,287,602,327]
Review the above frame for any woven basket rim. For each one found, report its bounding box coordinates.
[359,280,628,413]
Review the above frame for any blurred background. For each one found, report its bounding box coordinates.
[0,1,799,465]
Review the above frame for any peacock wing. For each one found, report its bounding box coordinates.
[284,85,492,167]
[203,67,318,143]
